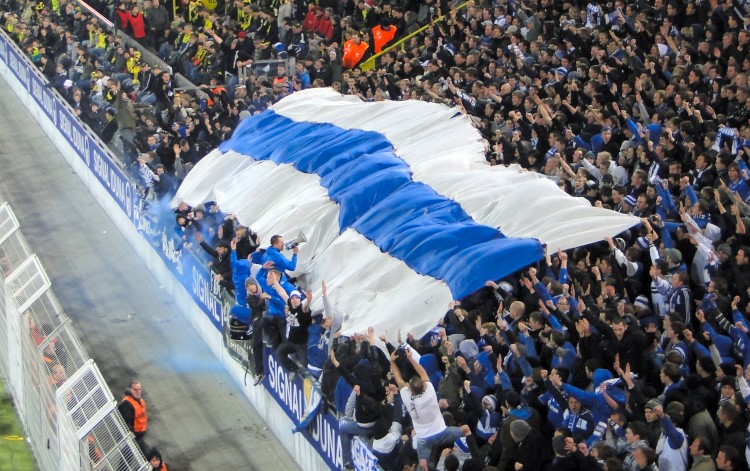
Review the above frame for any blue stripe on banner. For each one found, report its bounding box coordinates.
[219,111,544,299]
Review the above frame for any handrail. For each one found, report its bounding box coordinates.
[359,0,471,72]
[74,0,113,29]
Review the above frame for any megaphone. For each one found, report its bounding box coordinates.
[284,231,307,250]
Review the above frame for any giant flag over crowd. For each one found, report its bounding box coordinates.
[173,89,639,340]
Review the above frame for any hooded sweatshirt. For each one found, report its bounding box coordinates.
[459,339,479,362]
[562,369,626,445]
[476,395,502,440]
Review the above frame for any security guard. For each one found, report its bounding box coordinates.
[118,381,148,452]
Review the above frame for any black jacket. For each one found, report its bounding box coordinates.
[512,429,553,471]
[549,451,601,471]
[199,241,234,290]
[336,362,382,424]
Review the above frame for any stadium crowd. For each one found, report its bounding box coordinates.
[3,0,750,469]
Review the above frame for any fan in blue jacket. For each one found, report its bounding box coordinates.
[307,314,332,377]
[256,266,300,318]
[551,368,626,445]
[261,234,298,274]
[475,394,502,442]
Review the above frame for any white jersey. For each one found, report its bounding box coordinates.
[400,382,445,438]
[655,427,688,471]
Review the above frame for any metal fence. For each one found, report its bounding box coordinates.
[0,202,149,471]
[238,58,295,83]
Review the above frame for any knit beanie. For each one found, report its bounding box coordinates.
[634,295,650,310]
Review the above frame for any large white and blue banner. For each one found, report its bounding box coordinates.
[174,89,640,342]
[0,30,638,471]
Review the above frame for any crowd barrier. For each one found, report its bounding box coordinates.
[0,203,149,471]
[0,29,380,471]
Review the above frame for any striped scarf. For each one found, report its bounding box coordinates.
[714,126,738,154]
[586,3,602,27]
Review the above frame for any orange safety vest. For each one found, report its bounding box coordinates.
[205,86,226,107]
[342,39,369,69]
[122,396,148,433]
[371,25,397,53]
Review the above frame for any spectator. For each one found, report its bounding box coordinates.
[390,346,465,470]
[714,445,741,471]
[9,0,750,467]
[258,268,292,350]
[245,278,269,379]
[293,61,311,90]
[47,363,67,389]
[306,309,332,379]
[194,232,233,292]
[715,402,747,455]
[562,394,595,440]
[653,404,688,471]
[276,289,312,373]
[508,419,552,471]
[549,435,600,471]
[114,86,137,154]
[688,436,716,471]
[127,6,147,43]
[632,447,659,471]
[330,345,387,471]
[146,448,168,471]
[261,235,298,274]
[144,0,168,46]
[550,367,626,445]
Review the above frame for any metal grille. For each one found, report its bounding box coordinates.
[0,203,147,471]
[60,363,113,433]
[239,58,293,80]
[0,202,20,246]
[25,290,66,334]
[6,256,51,312]
[37,322,89,378]
[0,230,32,278]
[19,323,60,471]
[0,282,9,374]
[86,412,149,471]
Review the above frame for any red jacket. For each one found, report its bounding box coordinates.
[315,15,333,41]
[129,12,146,39]
[303,8,320,32]
[115,8,129,30]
